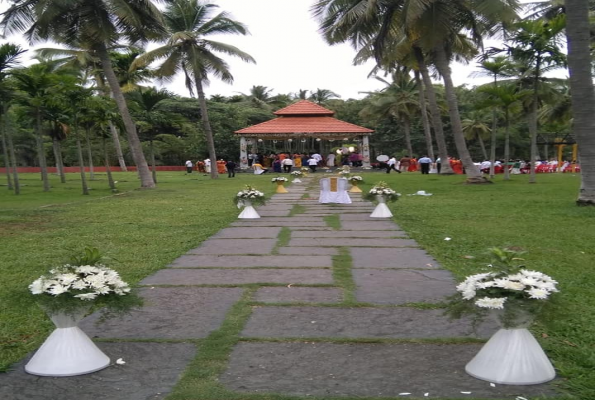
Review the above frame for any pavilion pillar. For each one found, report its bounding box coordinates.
[362,135,371,168]
[239,136,249,169]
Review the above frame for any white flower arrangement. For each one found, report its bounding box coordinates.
[234,185,266,207]
[290,171,303,176]
[29,248,143,317]
[348,175,363,182]
[271,176,288,182]
[364,181,400,202]
[446,248,560,328]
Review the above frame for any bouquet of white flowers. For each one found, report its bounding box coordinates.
[364,181,400,202]
[233,185,266,207]
[348,175,363,182]
[290,171,303,176]
[446,248,559,328]
[29,248,142,317]
[271,176,288,182]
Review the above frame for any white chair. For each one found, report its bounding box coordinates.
[319,177,352,204]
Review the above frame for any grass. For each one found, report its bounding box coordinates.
[1,171,594,399]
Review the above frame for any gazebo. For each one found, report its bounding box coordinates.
[234,100,374,169]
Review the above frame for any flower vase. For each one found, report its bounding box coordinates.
[292,178,302,183]
[25,308,110,377]
[465,313,555,385]
[349,181,362,193]
[238,200,260,219]
[370,195,393,218]
[276,181,288,193]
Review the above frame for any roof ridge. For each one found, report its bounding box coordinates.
[274,100,335,116]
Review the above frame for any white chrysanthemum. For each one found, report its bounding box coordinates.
[474,297,507,309]
[461,289,477,300]
[493,278,525,291]
[71,280,89,290]
[520,270,545,279]
[520,277,539,286]
[49,284,69,296]
[114,287,131,295]
[536,281,558,292]
[527,287,550,299]
[74,293,98,300]
[29,279,45,295]
[76,265,101,274]
[85,275,108,288]
[94,286,112,295]
[58,273,79,286]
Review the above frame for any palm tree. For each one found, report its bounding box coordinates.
[132,0,255,179]
[473,55,515,177]
[505,16,566,182]
[0,43,26,193]
[309,88,341,104]
[566,0,595,205]
[1,0,166,188]
[461,111,491,161]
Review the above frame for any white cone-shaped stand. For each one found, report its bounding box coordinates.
[465,328,556,385]
[25,311,110,377]
[238,200,260,219]
[370,196,393,218]
[292,178,302,183]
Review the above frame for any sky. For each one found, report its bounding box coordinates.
[0,0,564,100]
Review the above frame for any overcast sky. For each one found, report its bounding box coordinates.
[0,0,564,100]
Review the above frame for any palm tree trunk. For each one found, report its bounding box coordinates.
[96,45,154,188]
[6,121,20,195]
[414,71,435,161]
[477,135,488,161]
[102,136,116,191]
[149,140,157,184]
[35,108,50,191]
[434,46,486,183]
[566,0,595,204]
[528,101,538,183]
[1,112,13,190]
[403,117,413,157]
[415,49,454,174]
[76,136,89,195]
[489,108,498,178]
[504,109,511,181]
[193,74,219,179]
[85,127,95,180]
[52,137,66,183]
[109,121,128,172]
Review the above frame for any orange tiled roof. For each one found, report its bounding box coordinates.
[273,100,335,116]
[235,100,373,136]
[235,116,373,135]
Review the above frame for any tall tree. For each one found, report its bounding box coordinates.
[566,0,595,205]
[132,0,255,179]
[1,0,166,188]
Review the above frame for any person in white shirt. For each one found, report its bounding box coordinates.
[204,158,211,173]
[308,156,319,173]
[386,156,401,174]
[282,157,294,173]
[418,156,432,174]
[185,160,193,174]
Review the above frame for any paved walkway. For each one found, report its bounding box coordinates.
[0,178,557,399]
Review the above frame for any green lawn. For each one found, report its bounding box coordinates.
[1,170,594,399]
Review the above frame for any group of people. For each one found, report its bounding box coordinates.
[383,155,436,174]
[185,158,238,178]
[249,151,365,174]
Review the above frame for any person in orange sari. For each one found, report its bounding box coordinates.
[452,158,464,174]
[293,153,302,168]
[408,157,418,172]
[216,159,227,174]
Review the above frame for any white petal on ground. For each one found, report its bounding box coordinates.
[116,358,126,365]
[444,237,451,241]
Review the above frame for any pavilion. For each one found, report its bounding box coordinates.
[234,100,374,169]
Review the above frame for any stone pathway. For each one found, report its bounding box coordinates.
[0,177,558,399]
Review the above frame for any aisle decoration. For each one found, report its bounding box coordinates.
[446,247,559,385]
[26,248,143,377]
[234,185,265,219]
[272,176,289,193]
[348,175,364,193]
[290,170,304,183]
[364,181,400,217]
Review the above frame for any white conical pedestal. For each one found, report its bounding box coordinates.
[370,196,393,218]
[292,178,302,183]
[25,311,110,377]
[465,328,556,385]
[238,200,260,219]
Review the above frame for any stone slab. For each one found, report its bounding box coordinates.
[169,254,332,268]
[350,247,440,269]
[288,238,418,247]
[353,269,456,304]
[241,307,495,339]
[234,217,324,222]
[256,211,291,217]
[140,269,334,285]
[231,221,328,227]
[220,342,557,398]
[212,227,281,239]
[256,204,293,210]
[292,230,405,238]
[303,209,366,214]
[0,342,195,400]
[254,287,343,303]
[277,247,339,256]
[340,213,403,221]
[288,227,337,231]
[80,287,243,339]
[187,238,276,254]
[341,221,402,230]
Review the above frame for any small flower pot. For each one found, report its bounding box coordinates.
[275,181,288,193]
[238,200,260,219]
[349,181,362,193]
[370,195,393,218]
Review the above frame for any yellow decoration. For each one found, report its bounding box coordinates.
[349,181,362,193]
[276,181,288,193]
[330,177,338,192]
